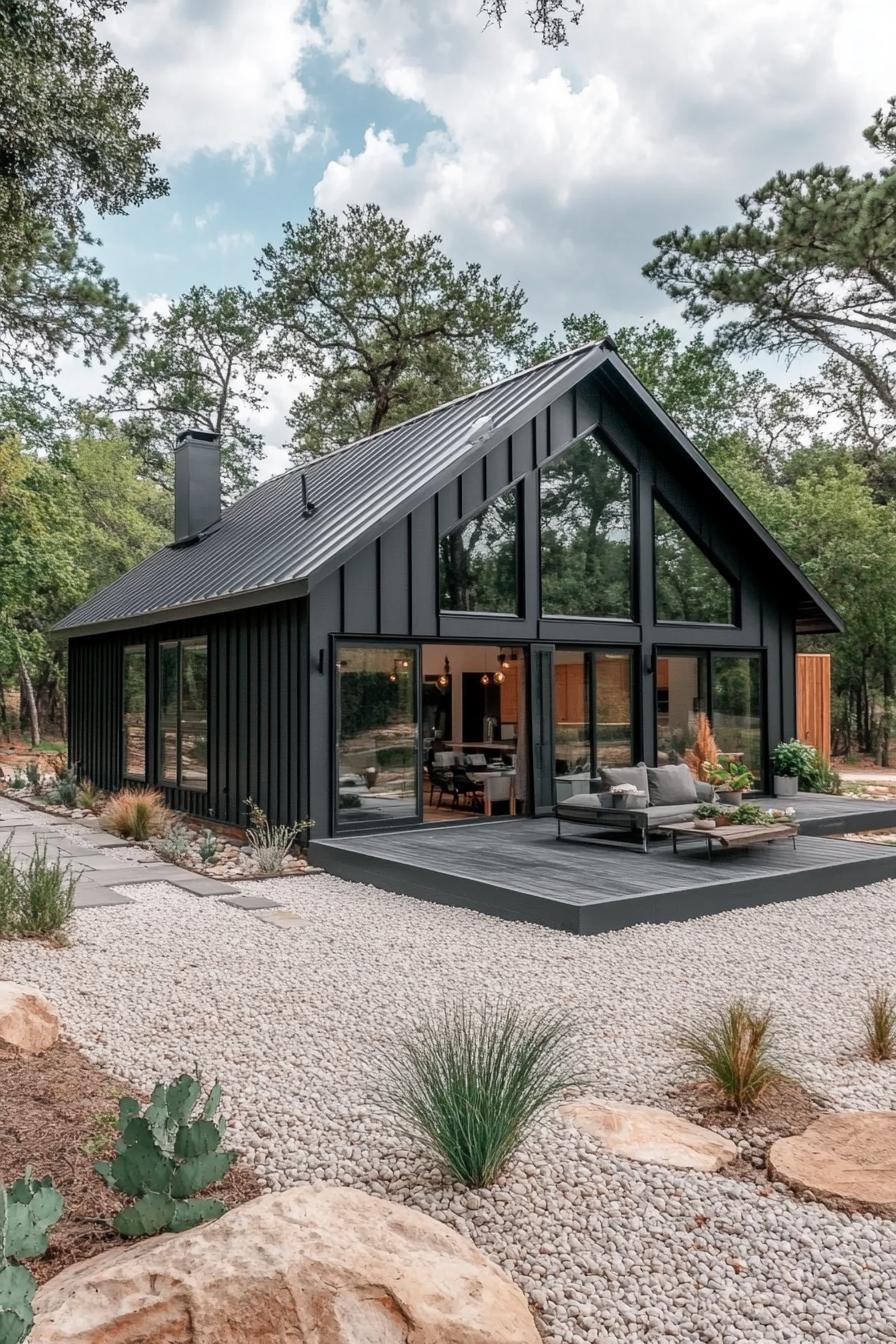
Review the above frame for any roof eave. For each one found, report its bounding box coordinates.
[53,577,311,640]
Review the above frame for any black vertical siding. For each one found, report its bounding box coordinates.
[68,598,303,827]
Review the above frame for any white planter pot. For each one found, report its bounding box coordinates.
[716,789,742,806]
[693,818,716,831]
[774,774,799,798]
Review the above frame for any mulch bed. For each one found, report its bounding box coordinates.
[0,1038,261,1283]
[685,1077,820,1140]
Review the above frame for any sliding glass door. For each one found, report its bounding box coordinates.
[656,651,763,781]
[554,649,635,799]
[336,645,420,828]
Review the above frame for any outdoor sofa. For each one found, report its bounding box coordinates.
[554,763,714,852]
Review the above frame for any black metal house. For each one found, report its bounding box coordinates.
[55,342,842,842]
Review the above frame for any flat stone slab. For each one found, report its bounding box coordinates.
[87,864,193,887]
[76,852,156,871]
[74,884,135,909]
[252,908,301,928]
[558,1099,738,1171]
[174,876,240,896]
[84,833,131,848]
[221,893,280,911]
[768,1111,896,1213]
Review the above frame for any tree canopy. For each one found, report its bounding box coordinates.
[0,0,166,376]
[104,285,274,499]
[644,99,896,423]
[478,0,584,46]
[256,204,534,458]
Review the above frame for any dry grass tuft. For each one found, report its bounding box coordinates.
[863,986,896,1062]
[101,787,171,841]
[678,999,784,1113]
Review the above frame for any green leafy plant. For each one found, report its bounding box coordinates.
[694,802,725,819]
[702,757,755,792]
[45,766,79,808]
[678,999,783,1112]
[96,1073,236,1238]
[0,840,75,941]
[727,802,778,826]
[153,822,192,860]
[0,842,19,938]
[197,829,219,864]
[242,797,313,873]
[863,986,896,1062]
[23,763,41,793]
[383,1001,585,1187]
[6,771,27,792]
[0,1170,64,1344]
[771,739,814,778]
[799,751,842,795]
[101,787,171,841]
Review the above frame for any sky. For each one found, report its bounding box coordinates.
[74,0,895,476]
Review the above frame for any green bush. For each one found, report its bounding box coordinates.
[96,1073,236,1237]
[799,751,841,795]
[771,738,814,778]
[383,1001,584,1187]
[45,766,79,808]
[678,999,783,1112]
[0,1169,64,1344]
[24,763,41,792]
[727,802,777,826]
[0,841,75,941]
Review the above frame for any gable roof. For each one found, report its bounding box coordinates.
[54,342,842,637]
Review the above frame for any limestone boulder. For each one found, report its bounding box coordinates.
[32,1185,540,1344]
[0,981,60,1053]
[768,1111,896,1214]
[559,1098,738,1171]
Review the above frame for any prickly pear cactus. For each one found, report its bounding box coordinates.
[96,1074,235,1238]
[0,1170,64,1344]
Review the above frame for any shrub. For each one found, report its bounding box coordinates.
[0,840,75,941]
[102,787,171,841]
[24,762,41,792]
[197,829,219,864]
[76,778,104,813]
[242,796,313,873]
[799,751,841,795]
[863,986,896,1062]
[0,1169,64,1343]
[771,739,814,778]
[678,999,783,1112]
[45,766,79,808]
[153,821,192,860]
[383,1001,584,1187]
[694,802,725,819]
[96,1073,236,1237]
[702,757,755,793]
[727,802,778,826]
[0,841,18,936]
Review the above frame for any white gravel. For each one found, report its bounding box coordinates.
[3,852,896,1342]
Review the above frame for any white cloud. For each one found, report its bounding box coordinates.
[199,229,256,256]
[314,0,894,329]
[106,0,317,168]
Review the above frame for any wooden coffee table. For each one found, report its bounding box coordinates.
[658,821,798,859]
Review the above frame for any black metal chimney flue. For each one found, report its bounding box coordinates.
[174,429,221,543]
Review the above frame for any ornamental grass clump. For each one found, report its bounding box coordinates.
[678,999,783,1112]
[101,787,171,842]
[863,986,896,1062]
[0,839,75,941]
[383,1001,584,1187]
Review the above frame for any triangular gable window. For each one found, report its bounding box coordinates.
[654,500,734,624]
[439,485,519,615]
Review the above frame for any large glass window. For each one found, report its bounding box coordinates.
[654,500,734,624]
[540,434,633,619]
[439,488,519,614]
[158,638,208,791]
[656,651,763,781]
[122,645,146,780]
[554,649,634,799]
[712,654,762,777]
[337,645,419,826]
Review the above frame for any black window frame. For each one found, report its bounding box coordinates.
[653,645,766,786]
[122,643,147,782]
[553,644,640,786]
[438,483,523,618]
[652,491,740,628]
[157,636,208,793]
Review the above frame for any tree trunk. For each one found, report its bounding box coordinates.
[18,659,40,747]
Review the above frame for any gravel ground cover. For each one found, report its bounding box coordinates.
[3,858,896,1343]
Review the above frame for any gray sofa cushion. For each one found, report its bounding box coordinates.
[646,763,698,805]
[597,764,649,795]
[695,780,714,802]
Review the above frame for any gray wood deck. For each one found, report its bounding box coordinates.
[311,793,896,934]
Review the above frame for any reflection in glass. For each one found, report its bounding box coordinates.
[553,649,634,799]
[540,434,632,619]
[712,654,762,777]
[654,501,734,624]
[180,639,208,789]
[656,654,708,765]
[595,652,634,768]
[159,642,179,784]
[123,646,146,779]
[440,489,518,614]
[337,646,419,826]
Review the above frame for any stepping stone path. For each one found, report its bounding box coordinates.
[558,1098,738,1171]
[768,1111,896,1214]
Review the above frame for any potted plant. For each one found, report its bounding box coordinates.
[693,802,723,831]
[702,756,755,806]
[771,739,813,798]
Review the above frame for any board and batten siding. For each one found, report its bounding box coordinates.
[68,598,304,828]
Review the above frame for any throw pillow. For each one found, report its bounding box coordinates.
[646,763,698,805]
[598,764,649,796]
